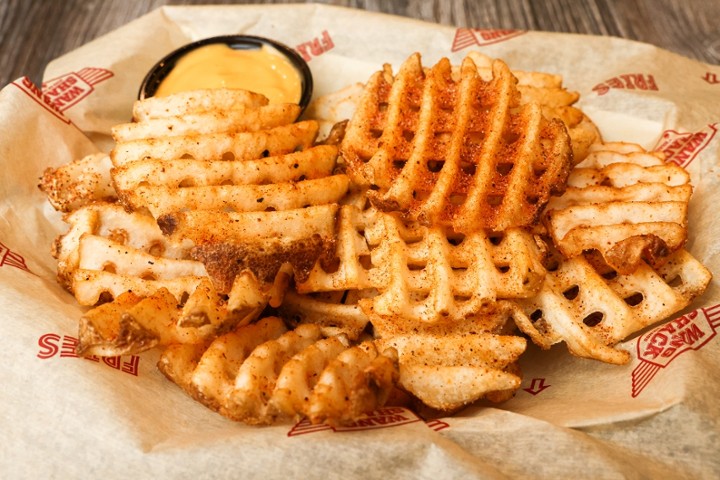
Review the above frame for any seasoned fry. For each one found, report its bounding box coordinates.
[77,276,268,357]
[299,204,546,323]
[374,304,526,411]
[133,88,269,121]
[111,121,318,166]
[545,142,692,273]
[40,55,712,426]
[39,153,116,212]
[113,103,301,143]
[158,318,398,425]
[112,145,338,193]
[466,51,601,162]
[341,53,573,232]
[514,249,711,364]
[125,175,349,218]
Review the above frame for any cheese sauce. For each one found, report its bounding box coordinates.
[155,43,302,104]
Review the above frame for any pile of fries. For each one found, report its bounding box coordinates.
[40,52,711,425]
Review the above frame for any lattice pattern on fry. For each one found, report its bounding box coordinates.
[111,121,318,167]
[112,89,306,167]
[53,203,192,290]
[77,275,268,357]
[158,205,339,294]
[466,51,601,162]
[113,103,301,143]
[545,142,692,273]
[374,303,526,411]
[111,89,348,299]
[514,248,712,364]
[39,153,116,213]
[113,145,338,195]
[132,88,269,121]
[56,203,274,325]
[279,289,372,340]
[341,53,573,232]
[299,205,546,323]
[158,317,398,425]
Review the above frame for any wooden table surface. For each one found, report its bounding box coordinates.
[1,0,719,89]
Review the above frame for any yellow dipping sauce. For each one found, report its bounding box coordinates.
[155,43,302,104]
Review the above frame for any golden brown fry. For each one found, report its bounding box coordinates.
[53,203,192,290]
[133,88,269,121]
[39,153,116,212]
[113,103,301,143]
[112,145,338,193]
[125,175,349,218]
[341,53,573,232]
[514,249,712,364]
[545,142,692,273]
[466,51,601,162]
[158,318,398,425]
[299,205,546,323]
[111,121,318,166]
[374,304,526,411]
[78,275,269,357]
[279,289,371,340]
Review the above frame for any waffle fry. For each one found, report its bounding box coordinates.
[53,203,192,290]
[132,88,269,121]
[111,121,318,167]
[158,205,339,294]
[126,175,349,218]
[545,142,692,273]
[39,58,713,426]
[39,153,116,212]
[112,145,338,194]
[112,89,312,174]
[466,51,601,162]
[279,289,372,340]
[340,53,573,232]
[514,249,712,364]
[158,317,398,425]
[113,103,301,143]
[77,275,267,357]
[374,303,526,411]
[111,90,347,304]
[298,205,546,323]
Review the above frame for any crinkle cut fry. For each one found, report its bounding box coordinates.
[158,318,398,425]
[110,120,318,167]
[514,249,712,364]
